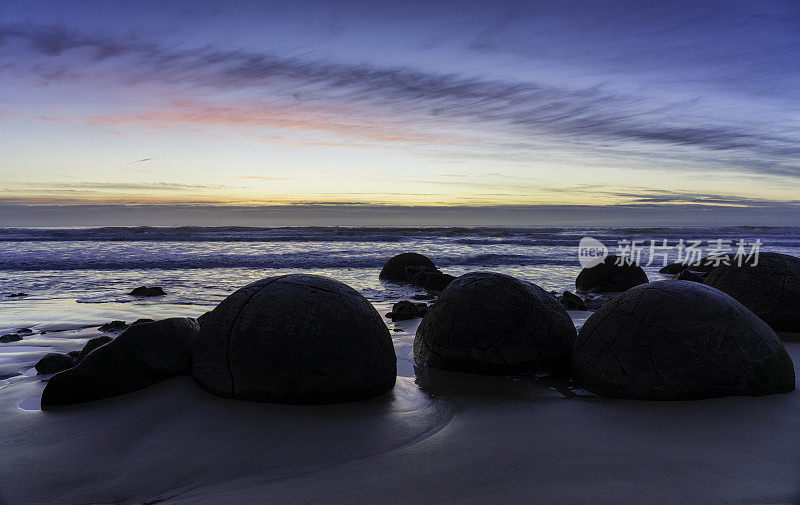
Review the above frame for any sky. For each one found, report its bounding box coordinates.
[0,0,798,225]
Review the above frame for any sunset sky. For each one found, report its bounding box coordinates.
[1,0,799,225]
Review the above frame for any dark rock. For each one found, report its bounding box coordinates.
[193,274,396,404]
[79,336,114,361]
[406,265,439,284]
[411,293,435,300]
[67,351,82,360]
[424,272,456,292]
[129,286,166,297]
[132,318,154,325]
[390,300,419,321]
[15,328,33,335]
[41,318,200,407]
[98,320,128,332]
[415,303,429,317]
[659,262,688,274]
[676,269,704,283]
[690,255,733,274]
[584,293,616,310]
[196,311,212,326]
[0,333,22,343]
[558,291,587,311]
[705,252,800,333]
[575,255,648,293]
[35,353,77,375]
[414,272,576,375]
[379,253,436,282]
[7,293,28,298]
[571,281,795,400]
[410,270,433,287]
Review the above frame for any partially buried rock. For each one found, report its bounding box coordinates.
[424,272,456,292]
[193,274,397,404]
[676,269,704,283]
[659,262,688,275]
[41,318,200,408]
[129,286,166,297]
[0,333,22,343]
[98,320,127,332]
[705,252,800,333]
[414,272,576,375]
[35,353,77,375]
[575,255,648,293]
[79,336,113,361]
[558,291,587,311]
[379,253,436,282]
[571,281,795,400]
[386,300,427,321]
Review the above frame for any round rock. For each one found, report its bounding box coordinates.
[414,272,576,375]
[572,281,795,400]
[379,253,436,282]
[576,255,648,293]
[193,274,397,404]
[704,252,800,333]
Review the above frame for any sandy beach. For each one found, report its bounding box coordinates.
[1,315,797,505]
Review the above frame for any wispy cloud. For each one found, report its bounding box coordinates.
[2,23,798,178]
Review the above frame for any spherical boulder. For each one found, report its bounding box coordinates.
[193,274,397,404]
[42,318,200,408]
[576,255,648,293]
[572,281,795,400]
[705,252,800,333]
[414,272,576,375]
[379,253,436,282]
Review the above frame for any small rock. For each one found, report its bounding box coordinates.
[390,301,420,321]
[411,293,435,300]
[558,291,587,311]
[379,253,436,282]
[7,293,28,298]
[129,286,166,297]
[35,353,77,375]
[99,320,128,332]
[424,272,456,292]
[676,269,704,283]
[79,336,113,360]
[132,318,154,326]
[659,263,688,274]
[0,333,22,343]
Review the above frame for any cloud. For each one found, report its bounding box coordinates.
[1,23,798,178]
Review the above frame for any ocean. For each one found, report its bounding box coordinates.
[2,225,800,379]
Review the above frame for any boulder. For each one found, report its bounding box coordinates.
[406,266,439,284]
[424,272,456,292]
[78,336,114,361]
[704,252,800,333]
[0,333,22,343]
[41,318,199,408]
[129,286,166,297]
[379,253,436,282]
[35,353,77,375]
[575,255,648,293]
[193,274,396,404]
[387,300,420,321]
[571,281,795,400]
[558,291,587,311]
[411,293,436,300]
[414,272,576,375]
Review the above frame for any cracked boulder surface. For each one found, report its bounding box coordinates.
[42,318,200,408]
[379,253,436,282]
[414,272,576,375]
[193,274,397,404]
[571,281,795,400]
[575,255,649,293]
[704,252,800,333]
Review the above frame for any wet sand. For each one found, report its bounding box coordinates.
[0,321,797,504]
